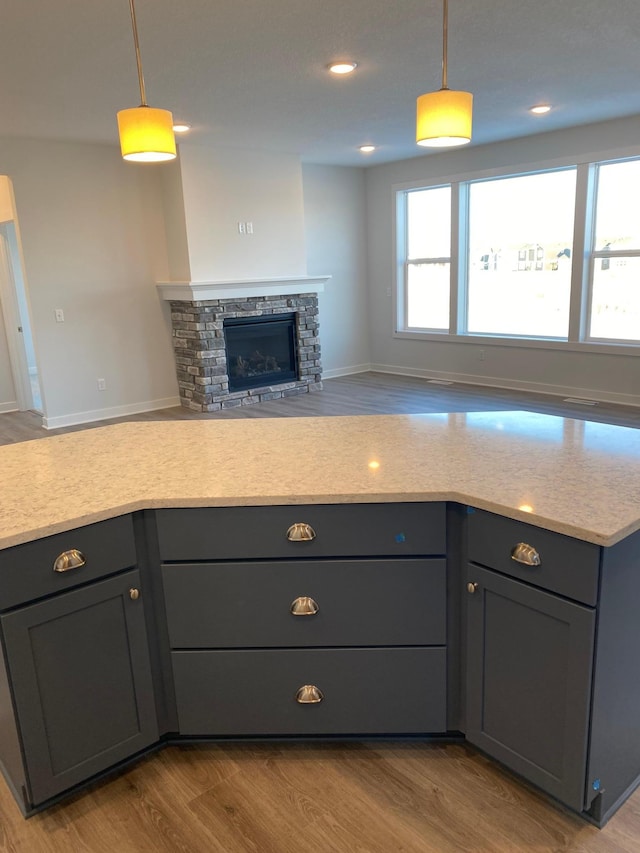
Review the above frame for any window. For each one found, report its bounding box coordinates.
[588,160,640,343]
[396,155,640,351]
[404,186,451,330]
[467,169,576,339]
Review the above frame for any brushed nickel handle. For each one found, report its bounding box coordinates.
[296,685,323,704]
[53,549,86,573]
[511,542,541,566]
[129,588,140,601]
[467,582,478,594]
[290,596,319,616]
[286,523,316,542]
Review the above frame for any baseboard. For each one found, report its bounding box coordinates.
[323,363,372,379]
[369,363,640,409]
[0,401,18,414]
[42,396,182,430]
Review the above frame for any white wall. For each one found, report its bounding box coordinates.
[0,137,179,427]
[365,116,640,406]
[302,165,370,376]
[177,145,307,281]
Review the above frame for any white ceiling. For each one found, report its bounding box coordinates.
[2,0,640,167]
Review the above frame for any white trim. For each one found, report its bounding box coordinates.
[323,363,372,379]
[0,401,18,413]
[42,396,181,430]
[156,276,331,301]
[369,362,640,409]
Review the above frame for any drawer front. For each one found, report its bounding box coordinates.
[162,558,446,648]
[156,503,445,561]
[0,516,136,611]
[467,509,600,605]
[172,647,447,735]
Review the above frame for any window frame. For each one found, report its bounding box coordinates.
[394,156,640,356]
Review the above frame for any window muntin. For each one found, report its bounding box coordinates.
[405,186,451,331]
[467,170,577,339]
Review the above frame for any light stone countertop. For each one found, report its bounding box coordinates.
[0,411,639,549]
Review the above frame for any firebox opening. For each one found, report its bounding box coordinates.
[224,313,298,392]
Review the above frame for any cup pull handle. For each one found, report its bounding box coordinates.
[290,596,319,616]
[53,549,86,573]
[296,685,324,704]
[287,523,316,542]
[511,542,541,566]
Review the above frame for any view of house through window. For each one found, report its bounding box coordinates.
[590,160,640,342]
[467,169,576,338]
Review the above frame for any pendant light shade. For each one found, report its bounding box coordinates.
[416,0,472,148]
[118,106,176,161]
[416,89,473,148]
[118,0,176,163]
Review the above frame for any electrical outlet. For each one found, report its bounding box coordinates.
[97,378,106,391]
[54,308,64,322]
[246,221,253,235]
[479,349,486,361]
[238,222,246,235]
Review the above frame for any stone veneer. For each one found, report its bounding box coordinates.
[169,294,322,411]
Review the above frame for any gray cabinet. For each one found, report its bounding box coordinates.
[158,503,448,738]
[465,564,595,812]
[0,520,159,811]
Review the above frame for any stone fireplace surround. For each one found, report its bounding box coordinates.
[169,293,322,412]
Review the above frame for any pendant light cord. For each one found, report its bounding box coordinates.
[128,0,148,106]
[441,0,449,90]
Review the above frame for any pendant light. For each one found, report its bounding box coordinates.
[117,0,176,162]
[416,0,472,148]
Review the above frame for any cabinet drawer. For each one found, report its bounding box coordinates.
[467,509,600,606]
[0,516,137,611]
[162,558,446,648]
[172,647,447,736]
[156,503,445,561]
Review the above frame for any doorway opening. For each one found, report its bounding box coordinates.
[0,176,42,414]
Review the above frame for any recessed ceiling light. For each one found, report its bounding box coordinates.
[529,105,551,115]
[172,123,192,133]
[328,61,357,75]
[359,145,376,153]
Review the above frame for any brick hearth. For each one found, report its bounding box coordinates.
[169,293,322,411]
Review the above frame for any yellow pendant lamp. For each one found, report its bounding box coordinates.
[117,0,176,162]
[416,0,472,148]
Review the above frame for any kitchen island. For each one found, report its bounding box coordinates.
[0,411,639,824]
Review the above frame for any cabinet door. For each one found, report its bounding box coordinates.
[1,570,158,806]
[465,565,595,813]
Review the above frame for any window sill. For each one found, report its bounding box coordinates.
[393,330,640,357]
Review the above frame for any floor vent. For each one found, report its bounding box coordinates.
[427,379,454,386]
[563,398,598,406]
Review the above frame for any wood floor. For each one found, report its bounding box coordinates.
[1,740,640,852]
[0,371,638,446]
[0,372,639,851]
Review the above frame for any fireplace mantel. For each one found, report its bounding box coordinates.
[157,275,330,302]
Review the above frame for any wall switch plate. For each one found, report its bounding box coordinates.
[97,378,106,391]
[238,222,246,234]
[54,308,64,322]
[246,221,253,234]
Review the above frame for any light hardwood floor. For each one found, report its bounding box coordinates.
[0,373,639,851]
[0,372,638,446]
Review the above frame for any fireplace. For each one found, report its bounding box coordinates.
[225,313,298,392]
[167,292,322,411]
